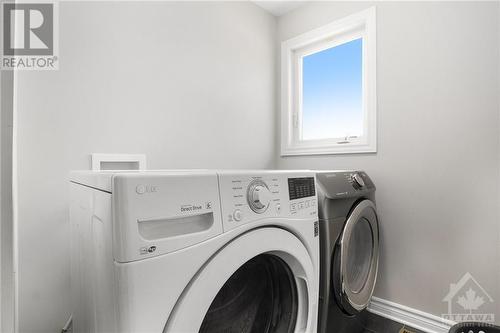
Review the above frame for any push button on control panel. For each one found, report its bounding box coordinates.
[233,209,242,222]
[290,199,317,213]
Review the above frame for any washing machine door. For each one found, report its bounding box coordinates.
[332,199,379,315]
[164,227,318,333]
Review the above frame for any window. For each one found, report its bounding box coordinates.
[281,7,376,155]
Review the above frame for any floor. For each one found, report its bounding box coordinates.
[358,312,426,333]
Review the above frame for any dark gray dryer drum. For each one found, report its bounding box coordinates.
[332,199,379,315]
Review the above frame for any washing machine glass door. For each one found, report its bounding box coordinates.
[333,199,379,315]
[163,227,317,333]
[199,253,297,333]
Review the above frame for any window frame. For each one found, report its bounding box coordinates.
[280,7,377,156]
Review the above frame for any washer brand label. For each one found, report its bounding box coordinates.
[139,246,157,255]
[180,202,212,213]
[181,204,202,212]
[136,184,158,194]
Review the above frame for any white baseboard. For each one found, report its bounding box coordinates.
[367,297,456,333]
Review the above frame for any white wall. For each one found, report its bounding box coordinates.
[277,1,500,321]
[14,2,276,332]
[12,1,500,331]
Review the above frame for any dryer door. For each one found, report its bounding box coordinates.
[332,200,379,315]
[164,227,318,333]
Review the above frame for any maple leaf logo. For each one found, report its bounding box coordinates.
[457,288,485,313]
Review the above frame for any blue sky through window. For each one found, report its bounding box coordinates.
[302,38,363,141]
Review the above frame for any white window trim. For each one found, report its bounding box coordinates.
[280,7,377,156]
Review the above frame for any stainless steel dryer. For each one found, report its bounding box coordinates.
[316,171,379,333]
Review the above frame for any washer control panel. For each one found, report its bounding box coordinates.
[218,171,317,232]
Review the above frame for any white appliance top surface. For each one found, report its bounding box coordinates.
[70,170,214,192]
[70,169,314,193]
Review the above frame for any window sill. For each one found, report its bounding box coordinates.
[281,142,376,156]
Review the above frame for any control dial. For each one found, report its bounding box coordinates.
[247,180,272,213]
[352,173,365,189]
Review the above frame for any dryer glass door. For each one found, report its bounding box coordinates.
[333,199,379,315]
[346,217,373,293]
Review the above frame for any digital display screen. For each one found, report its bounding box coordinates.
[288,177,315,200]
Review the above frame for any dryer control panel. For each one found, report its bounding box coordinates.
[218,171,318,232]
[316,170,375,199]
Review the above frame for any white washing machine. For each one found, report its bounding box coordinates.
[70,170,319,333]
